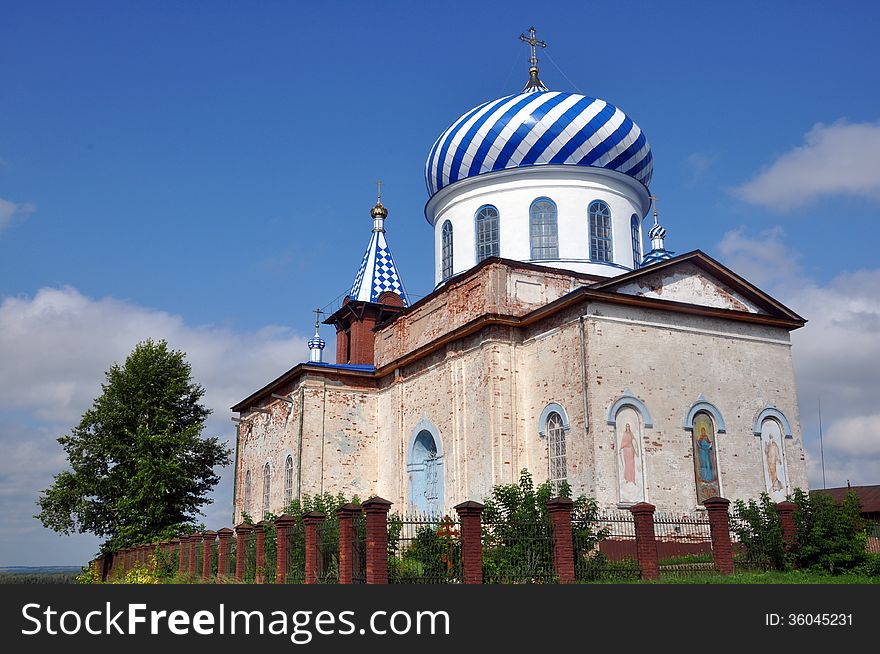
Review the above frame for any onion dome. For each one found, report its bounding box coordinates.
[425,89,653,197]
[641,196,674,267]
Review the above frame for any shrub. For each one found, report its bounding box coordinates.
[118,562,160,584]
[481,469,605,583]
[75,563,101,584]
[730,493,787,570]
[859,553,880,577]
[791,488,867,574]
[388,518,461,583]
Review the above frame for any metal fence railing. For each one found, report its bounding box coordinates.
[654,512,714,576]
[482,518,555,584]
[389,513,462,584]
[352,514,367,584]
[286,522,306,583]
[225,536,238,578]
[315,520,339,584]
[728,510,778,572]
[578,510,640,581]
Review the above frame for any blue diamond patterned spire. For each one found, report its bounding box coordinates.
[349,199,409,306]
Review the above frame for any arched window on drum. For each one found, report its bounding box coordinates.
[589,200,613,263]
[441,220,454,281]
[475,205,500,262]
[530,197,559,260]
[630,214,642,268]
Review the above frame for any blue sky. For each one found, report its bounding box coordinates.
[2,2,879,565]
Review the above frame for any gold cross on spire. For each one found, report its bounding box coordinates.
[519,26,547,67]
[376,178,382,203]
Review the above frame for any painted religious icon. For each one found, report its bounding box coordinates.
[691,412,720,503]
[760,419,787,502]
[615,407,645,504]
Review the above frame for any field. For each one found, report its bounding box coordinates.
[0,567,81,584]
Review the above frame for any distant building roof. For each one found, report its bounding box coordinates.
[812,485,880,514]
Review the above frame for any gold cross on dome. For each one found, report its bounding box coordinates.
[376,178,382,203]
[519,26,547,67]
[313,307,324,330]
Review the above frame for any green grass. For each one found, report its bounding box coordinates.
[586,570,879,584]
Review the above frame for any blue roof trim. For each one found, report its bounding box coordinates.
[306,362,376,372]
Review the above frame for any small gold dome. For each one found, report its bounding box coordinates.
[371,201,388,219]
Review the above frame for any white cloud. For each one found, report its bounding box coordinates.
[0,197,36,232]
[735,120,880,211]
[820,415,880,459]
[0,286,309,563]
[716,229,880,489]
[685,152,716,186]
[717,226,802,288]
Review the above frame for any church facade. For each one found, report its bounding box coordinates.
[231,35,808,521]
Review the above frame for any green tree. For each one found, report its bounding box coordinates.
[36,339,231,553]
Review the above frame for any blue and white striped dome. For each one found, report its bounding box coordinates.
[425,90,652,197]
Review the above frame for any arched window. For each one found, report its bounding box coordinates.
[441,220,454,280]
[529,197,558,259]
[630,214,641,268]
[244,469,252,517]
[262,463,271,518]
[284,455,293,507]
[546,411,567,495]
[589,201,612,262]
[475,205,500,262]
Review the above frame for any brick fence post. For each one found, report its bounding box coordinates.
[363,497,392,584]
[704,496,734,575]
[630,502,659,581]
[303,512,326,584]
[454,501,485,584]
[274,515,296,584]
[547,497,576,584]
[254,522,268,584]
[188,533,200,577]
[336,503,362,584]
[235,523,253,582]
[216,528,232,580]
[776,501,797,550]
[202,531,216,580]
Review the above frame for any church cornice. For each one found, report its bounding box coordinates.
[233,253,805,413]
